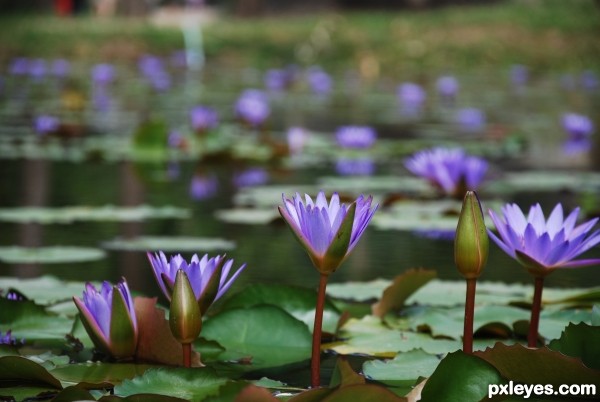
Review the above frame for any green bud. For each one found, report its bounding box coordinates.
[169,270,202,344]
[454,191,489,279]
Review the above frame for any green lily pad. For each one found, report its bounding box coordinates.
[490,171,600,193]
[0,205,190,224]
[0,246,106,264]
[0,355,62,389]
[327,279,393,302]
[0,276,93,304]
[51,363,159,388]
[114,367,229,400]
[102,236,236,252]
[233,185,316,208]
[214,208,280,225]
[316,175,431,194]
[372,269,437,317]
[219,283,341,333]
[363,349,441,386]
[201,305,312,370]
[537,309,591,340]
[548,323,600,370]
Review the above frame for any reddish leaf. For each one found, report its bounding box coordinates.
[234,384,279,402]
[372,268,437,317]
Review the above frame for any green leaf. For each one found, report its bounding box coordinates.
[474,343,600,388]
[0,355,62,389]
[548,323,600,370]
[0,246,106,264]
[114,367,229,401]
[51,385,96,402]
[420,351,504,402]
[363,349,441,387]
[214,208,280,225]
[326,279,392,302]
[322,384,406,402]
[102,236,235,252]
[322,202,355,274]
[593,305,600,326]
[0,275,95,305]
[228,384,278,402]
[372,268,437,317]
[51,363,158,388]
[0,386,62,401]
[201,305,312,370]
[329,357,365,388]
[220,284,341,333]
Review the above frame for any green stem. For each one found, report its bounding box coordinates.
[183,343,191,368]
[311,274,328,388]
[463,278,477,354]
[528,277,544,348]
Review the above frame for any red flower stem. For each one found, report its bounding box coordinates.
[528,276,544,348]
[311,273,328,388]
[463,278,477,354]
[182,343,191,368]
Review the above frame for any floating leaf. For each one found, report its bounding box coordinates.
[214,208,280,225]
[0,355,62,389]
[114,367,229,400]
[420,351,504,402]
[0,246,106,264]
[490,171,600,193]
[548,323,600,370]
[372,269,437,317]
[219,284,341,333]
[363,350,441,387]
[233,384,278,402]
[593,306,600,326]
[201,305,312,370]
[134,297,202,367]
[0,205,190,224]
[51,386,96,402]
[0,276,94,305]
[51,362,158,388]
[320,384,407,402]
[327,279,392,302]
[102,236,236,252]
[329,357,365,388]
[537,309,591,341]
[0,298,74,342]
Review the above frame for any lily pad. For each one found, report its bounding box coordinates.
[0,205,190,224]
[490,171,600,193]
[548,322,600,370]
[372,269,437,317]
[0,246,106,264]
[51,363,159,388]
[214,208,280,225]
[201,305,312,370]
[102,236,236,252]
[363,349,441,386]
[316,176,431,195]
[0,276,94,304]
[327,279,393,302]
[0,355,62,389]
[219,284,341,333]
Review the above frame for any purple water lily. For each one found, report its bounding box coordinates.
[73,279,138,359]
[404,147,488,198]
[264,68,289,92]
[436,75,459,101]
[279,191,378,275]
[456,107,486,134]
[92,63,116,86]
[189,174,218,200]
[9,58,29,76]
[235,89,270,127]
[189,105,219,133]
[488,203,600,276]
[397,82,426,116]
[0,330,23,346]
[233,168,269,188]
[287,126,309,155]
[28,59,47,81]
[335,126,377,149]
[307,67,333,96]
[34,115,60,136]
[51,59,71,78]
[147,252,246,314]
[335,157,375,176]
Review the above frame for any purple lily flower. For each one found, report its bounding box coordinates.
[189,174,218,200]
[28,59,47,81]
[335,157,375,176]
[278,191,378,274]
[189,105,219,133]
[264,68,288,92]
[147,252,246,314]
[456,107,486,134]
[235,89,270,127]
[0,330,23,346]
[335,126,377,149]
[307,67,333,96]
[9,58,29,76]
[510,64,528,87]
[51,59,71,78]
[73,279,138,359]
[34,115,60,136]
[397,82,426,116]
[287,126,309,155]
[488,203,600,277]
[92,63,116,86]
[404,147,488,198]
[233,168,269,188]
[580,70,598,91]
[436,75,459,101]
[561,113,594,155]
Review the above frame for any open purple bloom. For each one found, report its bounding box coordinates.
[580,70,598,91]
[235,89,270,127]
[279,191,378,274]
[147,252,246,314]
[73,279,138,359]
[510,64,528,87]
[488,203,600,277]
[404,147,488,198]
[335,126,377,149]
[456,107,486,134]
[189,105,219,133]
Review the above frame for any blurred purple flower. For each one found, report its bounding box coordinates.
[92,63,116,86]
[138,55,163,77]
[307,67,332,96]
[189,174,218,200]
[34,115,60,136]
[28,59,47,80]
[335,126,377,149]
[335,157,375,176]
[510,64,528,87]
[264,68,288,92]
[488,203,600,276]
[414,229,455,241]
[51,59,71,78]
[147,251,246,314]
[167,130,185,149]
[404,147,488,198]
[278,191,378,274]
[580,70,598,91]
[9,58,29,76]
[287,126,309,155]
[436,75,459,101]
[189,105,219,133]
[397,82,426,116]
[235,89,270,127]
[166,161,181,180]
[456,107,486,133]
[233,168,269,188]
[73,279,138,358]
[0,330,23,346]
[561,113,594,155]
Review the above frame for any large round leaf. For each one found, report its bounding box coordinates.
[363,349,441,386]
[0,246,106,264]
[102,236,236,252]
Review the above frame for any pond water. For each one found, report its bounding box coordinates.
[0,62,599,300]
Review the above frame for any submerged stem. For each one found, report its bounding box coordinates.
[311,273,328,388]
[183,343,191,368]
[463,278,477,354]
[528,276,544,348]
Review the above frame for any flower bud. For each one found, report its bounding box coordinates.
[169,270,202,344]
[455,191,489,279]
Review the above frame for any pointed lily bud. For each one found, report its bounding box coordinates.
[455,191,489,279]
[169,270,202,345]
